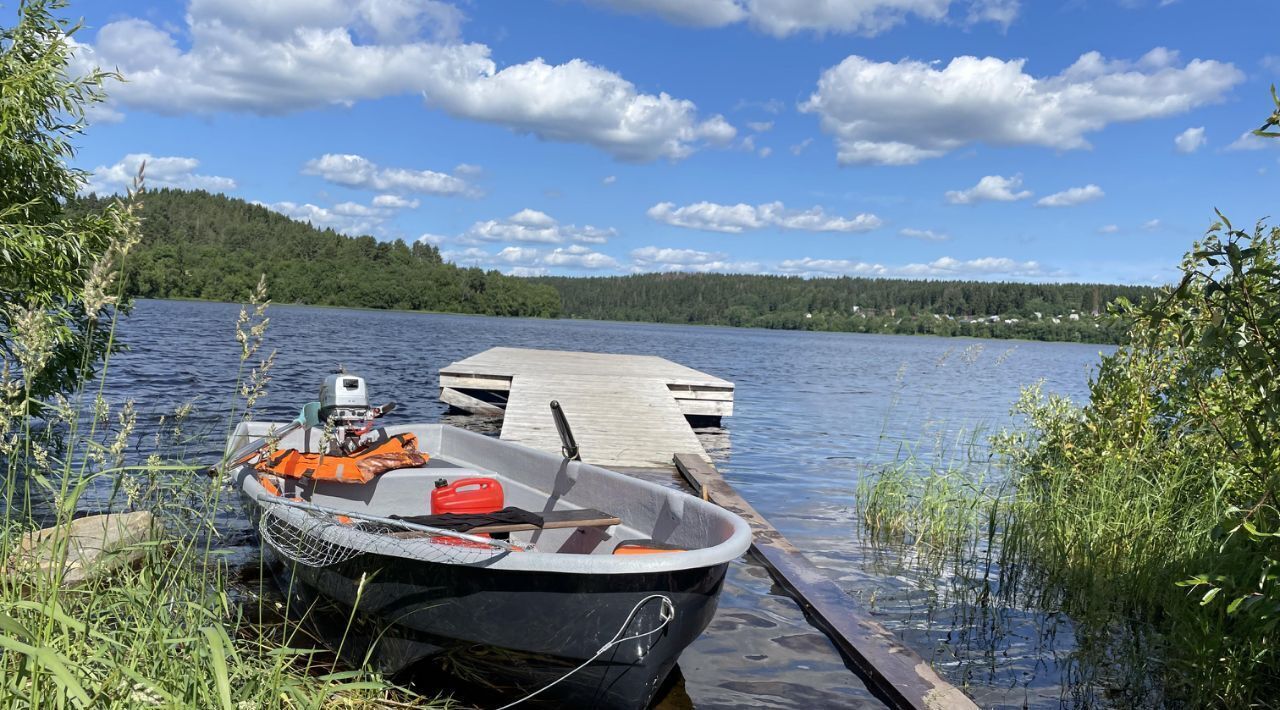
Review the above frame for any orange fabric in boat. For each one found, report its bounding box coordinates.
[613,541,685,555]
[255,433,428,483]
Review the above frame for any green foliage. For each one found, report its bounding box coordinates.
[0,0,136,408]
[889,216,1280,705]
[68,188,561,318]
[540,273,1153,344]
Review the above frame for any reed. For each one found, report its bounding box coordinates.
[0,266,443,709]
[856,382,1276,707]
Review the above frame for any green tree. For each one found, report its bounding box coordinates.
[0,0,138,409]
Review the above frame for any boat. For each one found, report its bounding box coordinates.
[225,374,752,709]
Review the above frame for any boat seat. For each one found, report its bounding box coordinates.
[390,508,621,536]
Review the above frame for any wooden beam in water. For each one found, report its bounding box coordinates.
[674,454,976,710]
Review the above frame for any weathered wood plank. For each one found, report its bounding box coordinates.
[502,375,708,467]
[438,374,514,390]
[666,385,735,400]
[674,454,977,710]
[392,509,622,536]
[439,387,505,416]
[438,347,733,467]
[674,399,733,417]
[442,347,733,389]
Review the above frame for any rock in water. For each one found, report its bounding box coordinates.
[11,512,155,587]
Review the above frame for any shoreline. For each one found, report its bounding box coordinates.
[135,296,1124,347]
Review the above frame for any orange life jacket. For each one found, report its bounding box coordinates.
[255,433,428,484]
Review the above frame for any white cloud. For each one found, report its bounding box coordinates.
[1036,184,1104,208]
[1142,218,1162,230]
[945,175,1031,204]
[581,0,1020,36]
[801,48,1242,165]
[73,1,734,162]
[899,227,950,241]
[1098,224,1120,234]
[898,256,1051,278]
[303,154,475,196]
[582,0,747,27]
[779,254,1055,280]
[461,209,616,245]
[372,194,420,209]
[759,146,773,158]
[453,163,484,177]
[445,244,620,272]
[965,0,1019,27]
[1174,126,1205,153]
[647,200,882,233]
[629,246,759,273]
[259,199,383,235]
[779,257,888,276]
[1226,130,1279,151]
[602,175,617,185]
[746,120,774,132]
[256,190,421,236]
[85,153,237,195]
[418,232,449,245]
[791,137,814,155]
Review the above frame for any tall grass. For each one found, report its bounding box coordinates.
[0,236,442,708]
[855,381,1277,707]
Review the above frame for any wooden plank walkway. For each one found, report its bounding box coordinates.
[674,454,977,710]
[503,375,706,467]
[438,348,733,467]
[440,347,733,420]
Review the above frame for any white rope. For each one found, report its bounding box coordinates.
[493,594,675,710]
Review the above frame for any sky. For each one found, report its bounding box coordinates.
[57,0,1279,285]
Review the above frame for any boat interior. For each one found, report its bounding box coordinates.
[231,421,750,568]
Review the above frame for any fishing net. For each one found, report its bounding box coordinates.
[258,502,520,568]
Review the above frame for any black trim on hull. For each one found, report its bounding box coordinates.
[264,544,728,710]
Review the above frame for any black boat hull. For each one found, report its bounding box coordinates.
[264,543,728,709]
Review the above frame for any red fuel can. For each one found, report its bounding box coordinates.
[431,477,504,515]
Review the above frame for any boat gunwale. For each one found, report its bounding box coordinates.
[235,422,752,575]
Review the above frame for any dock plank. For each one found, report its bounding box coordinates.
[441,347,733,389]
[503,375,707,468]
[439,347,733,467]
[674,454,977,710]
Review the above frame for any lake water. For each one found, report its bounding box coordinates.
[95,299,1112,708]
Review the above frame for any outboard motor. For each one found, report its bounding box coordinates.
[319,373,370,425]
[318,372,397,453]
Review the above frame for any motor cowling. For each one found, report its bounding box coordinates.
[319,373,369,425]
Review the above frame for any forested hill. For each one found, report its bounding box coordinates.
[69,189,561,317]
[538,274,1160,343]
[72,189,1157,343]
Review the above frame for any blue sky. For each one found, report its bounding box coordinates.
[62,0,1278,284]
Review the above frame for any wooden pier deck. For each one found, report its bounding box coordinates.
[439,348,733,467]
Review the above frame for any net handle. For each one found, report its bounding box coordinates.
[254,495,533,552]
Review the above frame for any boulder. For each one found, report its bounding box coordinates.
[10,511,155,587]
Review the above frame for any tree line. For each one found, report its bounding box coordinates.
[538,273,1157,343]
[68,188,562,318]
[70,188,1158,344]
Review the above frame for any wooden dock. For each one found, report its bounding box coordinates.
[438,348,733,468]
[675,454,977,710]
